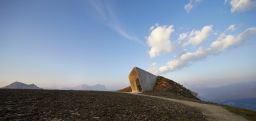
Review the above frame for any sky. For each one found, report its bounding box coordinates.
[0,0,256,90]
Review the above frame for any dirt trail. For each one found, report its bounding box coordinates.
[135,94,249,121]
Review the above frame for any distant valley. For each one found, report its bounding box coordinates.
[192,81,256,111]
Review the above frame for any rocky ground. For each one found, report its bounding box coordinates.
[0,89,206,121]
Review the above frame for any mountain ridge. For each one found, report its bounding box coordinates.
[2,81,41,89]
[63,84,107,91]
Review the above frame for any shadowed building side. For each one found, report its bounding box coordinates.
[129,67,157,92]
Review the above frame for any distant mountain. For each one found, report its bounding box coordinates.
[221,98,256,111]
[65,84,107,91]
[2,82,41,89]
[191,81,256,111]
[193,81,256,102]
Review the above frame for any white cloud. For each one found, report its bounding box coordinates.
[157,27,256,74]
[159,47,207,73]
[178,25,213,46]
[210,27,256,52]
[226,24,237,31]
[210,34,236,52]
[112,25,145,46]
[88,0,145,46]
[184,0,201,13]
[147,62,159,75]
[228,0,256,12]
[184,2,193,13]
[147,25,175,58]
[236,27,256,43]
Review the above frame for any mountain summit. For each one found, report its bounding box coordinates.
[2,82,41,89]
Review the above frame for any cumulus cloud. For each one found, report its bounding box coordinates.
[178,25,213,46]
[157,27,256,74]
[158,47,207,74]
[184,0,201,13]
[147,25,175,58]
[209,34,236,52]
[210,27,256,53]
[227,0,256,13]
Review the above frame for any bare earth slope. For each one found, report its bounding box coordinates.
[0,89,206,121]
[119,76,199,100]
[134,93,248,121]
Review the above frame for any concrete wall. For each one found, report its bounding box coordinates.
[128,67,157,92]
[129,67,140,92]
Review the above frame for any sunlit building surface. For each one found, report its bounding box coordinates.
[129,67,157,92]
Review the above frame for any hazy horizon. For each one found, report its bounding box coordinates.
[1,0,256,90]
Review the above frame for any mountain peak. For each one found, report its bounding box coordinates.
[3,82,41,89]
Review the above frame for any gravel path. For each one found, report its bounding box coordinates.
[135,93,249,121]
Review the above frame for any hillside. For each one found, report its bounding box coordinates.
[119,86,132,92]
[0,89,206,121]
[2,82,41,89]
[120,76,198,100]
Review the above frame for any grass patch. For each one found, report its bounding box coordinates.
[223,105,256,121]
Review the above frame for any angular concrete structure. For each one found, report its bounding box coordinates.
[129,67,157,92]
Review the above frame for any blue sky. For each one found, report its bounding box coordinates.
[0,0,256,89]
